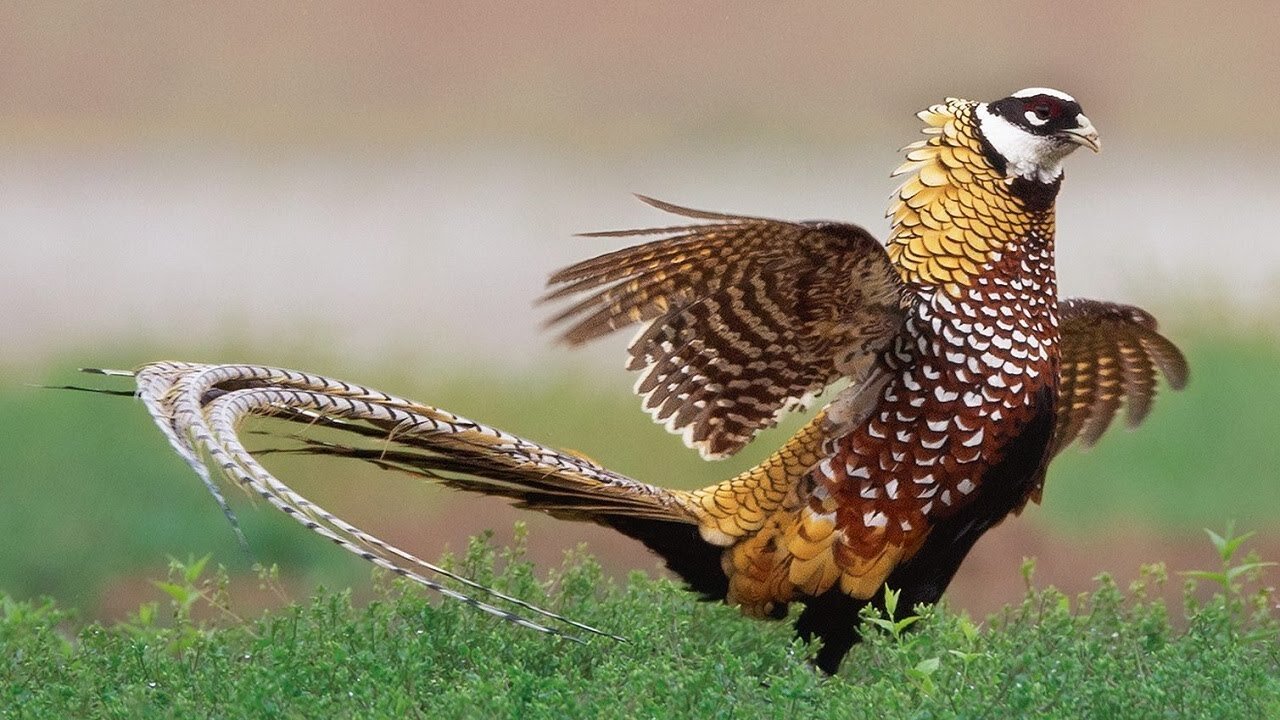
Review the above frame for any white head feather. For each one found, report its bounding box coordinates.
[976,88,1093,184]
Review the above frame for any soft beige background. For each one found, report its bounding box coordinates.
[3,1,1278,369]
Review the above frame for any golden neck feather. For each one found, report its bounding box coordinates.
[885,98,1055,295]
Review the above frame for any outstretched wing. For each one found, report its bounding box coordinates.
[544,196,909,459]
[1051,298,1189,456]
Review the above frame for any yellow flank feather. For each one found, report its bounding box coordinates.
[678,403,946,613]
[680,410,930,614]
[674,412,846,615]
[885,98,1053,290]
[681,412,828,545]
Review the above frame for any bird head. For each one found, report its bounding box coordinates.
[976,88,1100,184]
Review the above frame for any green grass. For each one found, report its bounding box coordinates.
[0,331,1277,618]
[2,530,1277,719]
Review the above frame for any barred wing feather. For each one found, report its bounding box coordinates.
[544,196,909,459]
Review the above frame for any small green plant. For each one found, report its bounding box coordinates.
[859,587,946,696]
[862,586,925,641]
[1183,522,1277,591]
[1182,522,1277,643]
[150,553,213,623]
[118,553,247,656]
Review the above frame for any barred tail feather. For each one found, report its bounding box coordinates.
[119,361,696,642]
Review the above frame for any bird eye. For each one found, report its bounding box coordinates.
[1023,97,1061,122]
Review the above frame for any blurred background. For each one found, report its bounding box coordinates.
[3,2,1278,622]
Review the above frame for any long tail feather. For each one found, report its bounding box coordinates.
[110,361,712,642]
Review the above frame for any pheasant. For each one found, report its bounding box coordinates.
[98,88,1187,674]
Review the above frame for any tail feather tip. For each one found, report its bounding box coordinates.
[79,367,136,377]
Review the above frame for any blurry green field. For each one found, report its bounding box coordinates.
[1,331,1277,616]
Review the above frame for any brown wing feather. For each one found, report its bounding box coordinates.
[1051,298,1189,456]
[544,196,908,459]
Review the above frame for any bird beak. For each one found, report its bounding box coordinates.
[1059,115,1101,153]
